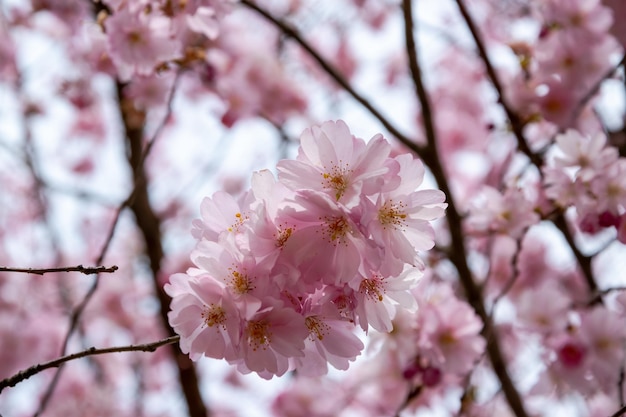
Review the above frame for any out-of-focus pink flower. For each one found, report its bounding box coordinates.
[604,0,626,47]
[516,282,571,333]
[554,129,618,181]
[416,284,485,374]
[105,7,182,79]
[467,186,539,239]
[541,0,613,39]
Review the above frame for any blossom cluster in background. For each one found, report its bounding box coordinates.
[166,120,447,378]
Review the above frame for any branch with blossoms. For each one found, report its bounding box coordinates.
[0,265,118,275]
[453,0,602,294]
[401,1,529,416]
[0,336,179,394]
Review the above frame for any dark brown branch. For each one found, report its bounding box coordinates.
[0,265,118,275]
[402,0,437,149]
[402,2,530,417]
[552,214,597,293]
[117,80,209,417]
[0,336,179,393]
[610,403,626,417]
[395,384,422,417]
[239,0,425,158]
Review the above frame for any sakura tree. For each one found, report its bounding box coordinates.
[1,0,626,416]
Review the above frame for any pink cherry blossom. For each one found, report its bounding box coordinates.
[277,120,394,207]
[165,273,240,361]
[277,190,368,286]
[191,190,254,243]
[235,298,308,379]
[190,239,272,316]
[295,298,364,375]
[553,129,618,181]
[416,284,485,375]
[516,282,571,333]
[351,266,419,333]
[467,185,540,239]
[540,0,613,39]
[361,155,446,274]
[105,6,182,79]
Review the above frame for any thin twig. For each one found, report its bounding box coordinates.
[139,70,182,165]
[0,336,180,393]
[553,214,597,294]
[569,54,626,126]
[0,265,118,275]
[453,0,541,168]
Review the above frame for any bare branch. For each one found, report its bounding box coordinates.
[0,336,180,394]
[402,0,437,149]
[0,265,118,275]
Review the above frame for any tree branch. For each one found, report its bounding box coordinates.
[0,265,118,275]
[402,2,530,417]
[116,79,209,417]
[0,336,180,394]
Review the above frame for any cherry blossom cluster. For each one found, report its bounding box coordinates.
[269,278,486,416]
[506,0,621,130]
[165,120,447,378]
[544,129,626,242]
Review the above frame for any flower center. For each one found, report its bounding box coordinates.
[227,212,249,233]
[201,304,226,328]
[228,267,254,295]
[275,226,293,248]
[378,200,407,230]
[359,275,385,302]
[319,215,350,244]
[558,342,586,368]
[305,316,330,341]
[322,161,352,200]
[246,320,271,351]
